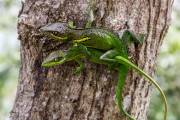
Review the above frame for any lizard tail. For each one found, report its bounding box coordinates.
[115,56,168,120]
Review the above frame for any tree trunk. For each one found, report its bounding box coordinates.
[11,0,173,120]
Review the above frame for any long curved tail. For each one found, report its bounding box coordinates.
[115,56,167,120]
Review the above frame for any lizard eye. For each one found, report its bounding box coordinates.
[54,57,63,62]
[54,58,59,62]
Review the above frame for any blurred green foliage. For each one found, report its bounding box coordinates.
[0,0,179,120]
[149,4,180,120]
[0,0,20,120]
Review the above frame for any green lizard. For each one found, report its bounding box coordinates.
[40,22,167,120]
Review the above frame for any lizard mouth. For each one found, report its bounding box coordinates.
[41,31,67,40]
[42,31,60,37]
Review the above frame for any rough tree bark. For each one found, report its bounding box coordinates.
[11,0,173,120]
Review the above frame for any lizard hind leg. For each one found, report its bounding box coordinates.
[99,50,136,120]
[115,56,168,120]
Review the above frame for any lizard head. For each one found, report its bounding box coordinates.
[40,22,70,40]
[42,50,66,67]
